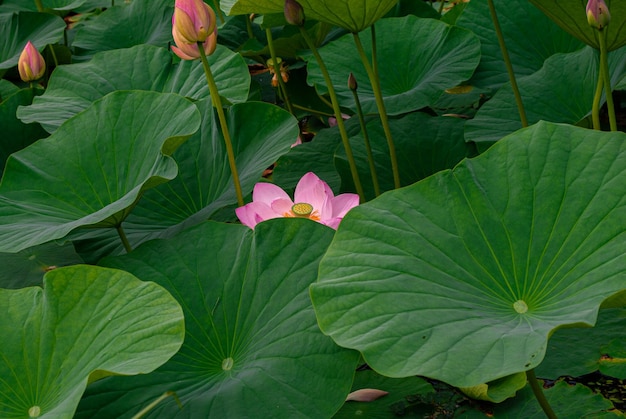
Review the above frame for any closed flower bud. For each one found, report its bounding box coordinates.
[348,72,358,91]
[172,26,217,60]
[284,0,305,26]
[173,0,216,43]
[586,0,610,30]
[18,41,46,82]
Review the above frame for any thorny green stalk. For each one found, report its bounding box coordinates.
[298,26,365,201]
[198,41,245,206]
[592,68,603,130]
[34,0,44,12]
[266,28,294,114]
[526,369,558,419]
[598,30,617,131]
[350,83,380,197]
[131,391,182,419]
[116,224,133,253]
[352,31,401,189]
[487,0,528,128]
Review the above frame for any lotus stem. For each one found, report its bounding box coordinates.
[197,41,245,206]
[598,30,617,131]
[266,28,294,114]
[298,26,365,201]
[352,31,401,189]
[592,67,603,130]
[34,0,44,11]
[211,0,225,24]
[131,391,182,419]
[350,82,380,197]
[116,224,132,253]
[291,103,334,117]
[526,369,558,419]
[487,0,528,128]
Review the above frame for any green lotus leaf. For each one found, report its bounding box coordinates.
[0,264,184,419]
[75,220,359,418]
[459,373,527,403]
[0,241,84,289]
[310,121,626,387]
[465,46,626,149]
[70,99,298,262]
[456,381,617,418]
[0,88,48,173]
[334,369,434,418]
[529,0,626,51]
[456,0,584,90]
[0,12,66,70]
[336,112,471,199]
[0,90,201,253]
[537,308,626,379]
[303,15,480,116]
[17,44,250,133]
[223,0,397,32]
[0,0,109,12]
[71,0,173,59]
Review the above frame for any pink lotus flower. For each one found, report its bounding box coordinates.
[18,41,45,82]
[171,0,217,60]
[236,172,359,230]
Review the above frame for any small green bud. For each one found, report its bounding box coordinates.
[348,72,358,91]
[284,0,305,26]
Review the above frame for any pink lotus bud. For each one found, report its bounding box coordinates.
[173,0,216,43]
[284,0,305,26]
[18,41,46,82]
[171,25,217,60]
[587,0,610,30]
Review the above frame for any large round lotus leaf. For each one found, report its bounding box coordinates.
[71,0,173,59]
[310,121,626,387]
[69,99,299,261]
[465,45,626,149]
[303,15,480,116]
[456,0,584,90]
[75,220,359,418]
[0,12,66,70]
[0,90,200,253]
[0,264,184,419]
[529,0,626,52]
[17,44,250,133]
[222,0,397,32]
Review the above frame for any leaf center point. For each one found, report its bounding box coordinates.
[222,357,234,371]
[513,300,528,314]
[29,406,41,418]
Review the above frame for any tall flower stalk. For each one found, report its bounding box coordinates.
[487,0,528,128]
[352,29,400,189]
[349,72,380,197]
[285,0,365,201]
[587,0,616,130]
[172,0,244,206]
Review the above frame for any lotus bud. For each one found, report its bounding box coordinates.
[18,41,46,82]
[173,0,216,43]
[172,26,217,60]
[348,72,358,91]
[586,0,610,30]
[284,0,305,26]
